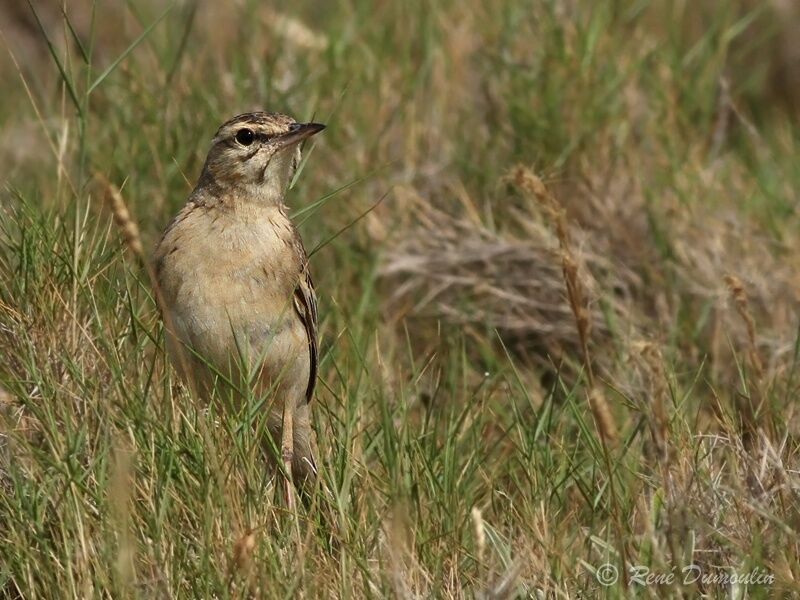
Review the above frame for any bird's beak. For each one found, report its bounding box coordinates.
[273,122,326,150]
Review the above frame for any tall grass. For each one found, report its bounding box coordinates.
[1,0,798,597]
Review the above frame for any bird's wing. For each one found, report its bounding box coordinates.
[293,267,318,404]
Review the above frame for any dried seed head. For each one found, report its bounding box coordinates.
[512,166,616,439]
[96,174,144,258]
[724,274,763,379]
[588,389,617,444]
[471,506,486,563]
[230,529,257,573]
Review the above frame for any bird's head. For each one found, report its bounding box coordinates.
[197,111,325,205]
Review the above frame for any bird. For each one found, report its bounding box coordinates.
[154,111,325,508]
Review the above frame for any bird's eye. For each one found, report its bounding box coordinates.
[235,128,255,146]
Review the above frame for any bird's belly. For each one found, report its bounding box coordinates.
[163,260,307,398]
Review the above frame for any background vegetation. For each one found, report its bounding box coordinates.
[1,0,798,597]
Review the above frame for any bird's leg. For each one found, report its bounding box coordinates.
[281,399,296,511]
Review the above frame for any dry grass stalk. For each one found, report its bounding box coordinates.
[226,527,258,595]
[471,506,487,586]
[96,174,144,258]
[561,252,594,384]
[724,274,766,452]
[109,439,135,587]
[511,166,593,377]
[638,342,670,465]
[94,174,203,403]
[512,165,626,583]
[471,506,486,564]
[0,386,11,492]
[229,529,257,575]
[724,274,764,379]
[511,165,615,442]
[586,389,618,445]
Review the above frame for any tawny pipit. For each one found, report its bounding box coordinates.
[155,112,324,506]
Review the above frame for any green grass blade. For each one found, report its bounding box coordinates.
[59,6,90,65]
[25,0,82,115]
[87,4,174,95]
